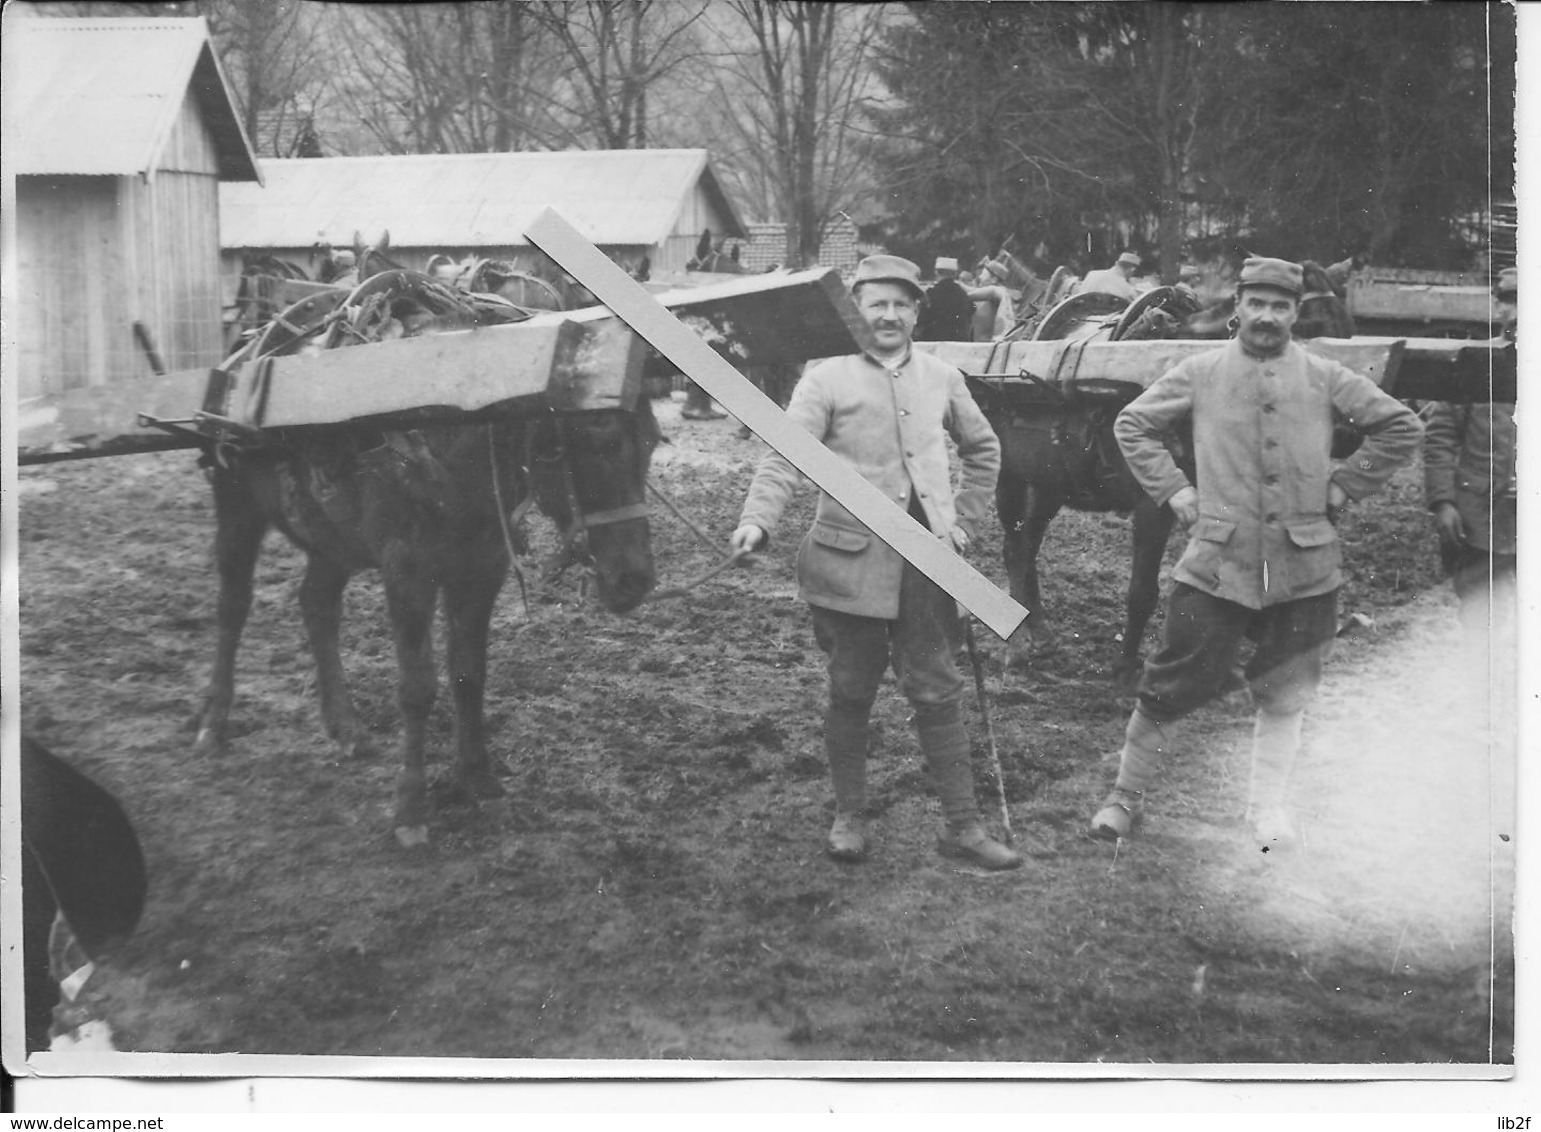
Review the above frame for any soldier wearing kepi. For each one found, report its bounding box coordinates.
[730,254,1022,870]
[915,256,975,342]
[1089,257,1423,851]
[1077,251,1143,301]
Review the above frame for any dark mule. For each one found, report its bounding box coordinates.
[21,736,147,1050]
[191,269,660,846]
[984,287,1198,683]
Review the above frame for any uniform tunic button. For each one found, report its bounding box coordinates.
[1265,474,1280,485]
[1262,403,1276,413]
[1265,512,1279,522]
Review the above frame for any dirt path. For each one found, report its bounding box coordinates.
[18,394,1514,1067]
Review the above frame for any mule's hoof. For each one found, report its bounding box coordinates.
[394,825,429,849]
[191,727,224,757]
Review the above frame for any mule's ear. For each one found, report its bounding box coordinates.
[379,230,391,251]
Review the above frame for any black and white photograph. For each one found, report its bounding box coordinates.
[2,0,1526,1108]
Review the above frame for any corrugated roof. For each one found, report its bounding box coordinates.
[219,150,745,249]
[3,15,259,181]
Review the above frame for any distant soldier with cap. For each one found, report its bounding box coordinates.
[915,256,975,342]
[730,254,1022,871]
[1077,251,1144,301]
[1423,265,1518,656]
[1088,256,1423,852]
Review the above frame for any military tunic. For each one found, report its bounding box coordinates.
[739,348,999,620]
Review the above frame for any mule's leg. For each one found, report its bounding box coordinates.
[192,468,268,757]
[382,567,439,848]
[1009,486,1063,667]
[1118,499,1176,687]
[997,477,1034,665]
[297,554,376,760]
[442,553,507,802]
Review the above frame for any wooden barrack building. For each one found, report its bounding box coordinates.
[5,14,260,398]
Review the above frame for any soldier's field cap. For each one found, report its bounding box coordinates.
[1238,256,1303,297]
[934,256,959,274]
[853,254,924,298]
[1117,251,1142,268]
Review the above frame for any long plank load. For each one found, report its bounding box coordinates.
[1347,278,1494,326]
[922,336,1514,406]
[18,266,871,465]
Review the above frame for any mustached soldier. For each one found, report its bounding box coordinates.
[731,255,1021,870]
[1089,257,1423,851]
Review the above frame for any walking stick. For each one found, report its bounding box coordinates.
[963,617,1014,845]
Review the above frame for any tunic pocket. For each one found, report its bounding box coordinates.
[1177,517,1235,586]
[1285,518,1340,591]
[798,520,873,600]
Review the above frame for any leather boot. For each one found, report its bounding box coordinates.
[824,701,869,860]
[916,705,1021,870]
[937,821,1023,870]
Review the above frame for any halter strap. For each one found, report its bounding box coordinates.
[575,501,652,530]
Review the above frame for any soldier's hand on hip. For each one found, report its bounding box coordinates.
[1167,485,1199,527]
[1432,502,1467,547]
[731,524,766,555]
[1327,481,1350,524]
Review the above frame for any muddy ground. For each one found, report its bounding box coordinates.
[16,393,1516,1068]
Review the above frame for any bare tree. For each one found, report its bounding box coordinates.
[31,0,331,156]
[708,1,884,266]
[332,3,569,154]
[204,0,330,157]
[529,1,710,149]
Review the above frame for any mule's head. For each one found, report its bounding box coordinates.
[1294,261,1356,339]
[527,397,660,613]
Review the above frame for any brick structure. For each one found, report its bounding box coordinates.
[732,215,861,278]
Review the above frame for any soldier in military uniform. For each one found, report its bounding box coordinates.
[1088,257,1424,852]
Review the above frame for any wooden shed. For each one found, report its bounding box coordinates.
[5,15,260,398]
[218,149,746,291]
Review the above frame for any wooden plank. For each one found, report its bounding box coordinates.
[291,317,639,425]
[18,368,215,462]
[924,336,1513,404]
[16,316,645,465]
[1380,336,1517,403]
[921,339,1400,389]
[1348,280,1494,325]
[15,266,871,464]
[565,265,872,376]
[527,207,1030,643]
